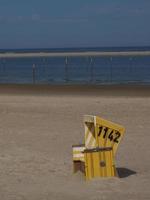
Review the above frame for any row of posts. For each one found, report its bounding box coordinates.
[32,57,94,83]
[0,56,133,84]
[32,56,101,84]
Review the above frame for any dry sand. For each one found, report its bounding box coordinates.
[0,85,150,200]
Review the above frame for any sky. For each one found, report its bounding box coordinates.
[0,0,150,49]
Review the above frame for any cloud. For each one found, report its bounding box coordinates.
[0,16,3,21]
[81,2,150,18]
[0,14,88,24]
[31,14,41,21]
[39,17,88,23]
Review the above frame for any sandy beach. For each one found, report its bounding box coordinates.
[1,51,150,58]
[0,84,150,200]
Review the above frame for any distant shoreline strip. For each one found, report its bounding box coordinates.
[0,51,150,58]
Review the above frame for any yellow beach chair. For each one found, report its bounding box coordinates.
[72,115,125,180]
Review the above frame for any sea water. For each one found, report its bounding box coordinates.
[0,47,150,84]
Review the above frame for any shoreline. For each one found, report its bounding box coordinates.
[0,84,150,96]
[1,51,150,58]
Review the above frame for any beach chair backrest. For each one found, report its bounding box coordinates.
[84,115,125,156]
[84,115,96,149]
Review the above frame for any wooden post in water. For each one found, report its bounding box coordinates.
[129,57,133,81]
[110,57,112,82]
[43,58,47,83]
[90,57,93,83]
[65,56,68,82]
[32,64,36,84]
[2,59,5,73]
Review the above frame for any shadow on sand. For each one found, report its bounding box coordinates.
[117,167,137,178]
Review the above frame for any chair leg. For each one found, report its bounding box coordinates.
[73,161,85,174]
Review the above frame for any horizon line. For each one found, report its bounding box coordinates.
[0,45,150,51]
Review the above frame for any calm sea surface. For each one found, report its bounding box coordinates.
[0,47,150,85]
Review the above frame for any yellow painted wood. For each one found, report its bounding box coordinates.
[84,122,96,148]
[84,115,125,156]
[95,116,125,155]
[72,145,85,162]
[84,147,116,180]
[72,115,125,180]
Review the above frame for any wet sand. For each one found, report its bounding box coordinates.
[0,85,150,200]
